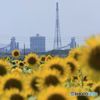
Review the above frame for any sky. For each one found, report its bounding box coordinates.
[0,0,100,51]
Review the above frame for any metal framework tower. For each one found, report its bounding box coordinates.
[54,2,62,50]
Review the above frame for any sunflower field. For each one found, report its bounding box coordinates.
[0,36,100,100]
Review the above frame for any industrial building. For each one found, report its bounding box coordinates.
[10,37,19,51]
[30,34,45,53]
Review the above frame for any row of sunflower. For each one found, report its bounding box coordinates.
[0,35,100,100]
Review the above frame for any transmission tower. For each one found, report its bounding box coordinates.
[54,2,62,50]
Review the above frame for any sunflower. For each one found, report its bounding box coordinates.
[45,55,52,61]
[80,36,100,81]
[40,70,65,89]
[0,73,26,93]
[68,48,81,61]
[42,57,70,78]
[40,55,46,64]
[1,89,27,100]
[72,75,80,81]
[71,75,81,87]
[12,49,20,58]
[0,59,11,76]
[10,60,19,69]
[76,96,94,100]
[65,57,79,76]
[18,61,25,69]
[11,60,16,65]
[24,53,39,68]
[25,71,42,95]
[6,57,11,62]
[92,82,100,96]
[37,86,76,100]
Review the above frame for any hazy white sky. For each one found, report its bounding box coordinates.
[0,0,100,50]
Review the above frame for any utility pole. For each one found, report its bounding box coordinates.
[23,43,26,57]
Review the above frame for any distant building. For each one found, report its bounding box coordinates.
[70,37,77,48]
[30,34,45,53]
[10,37,19,51]
[16,42,19,49]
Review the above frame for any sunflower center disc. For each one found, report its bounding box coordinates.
[77,96,89,100]
[14,52,19,56]
[0,65,7,76]
[28,57,36,65]
[88,46,100,71]
[48,94,66,100]
[41,57,45,61]
[31,77,39,92]
[4,79,22,91]
[50,64,64,75]
[74,53,80,60]
[45,75,60,86]
[94,86,100,95]
[20,63,24,66]
[10,94,24,100]
[67,62,75,72]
